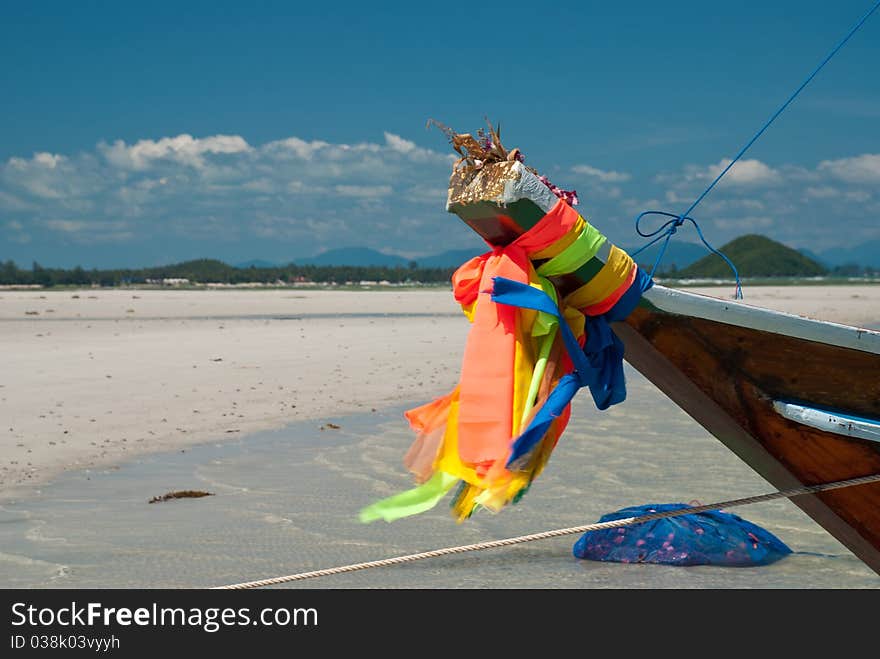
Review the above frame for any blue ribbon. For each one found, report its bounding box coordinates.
[491,268,653,467]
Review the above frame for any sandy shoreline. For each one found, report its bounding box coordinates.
[1,284,878,502]
[0,288,468,501]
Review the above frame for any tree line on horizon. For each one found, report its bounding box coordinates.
[0,258,457,287]
[2,234,878,288]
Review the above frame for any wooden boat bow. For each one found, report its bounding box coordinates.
[445,153,880,574]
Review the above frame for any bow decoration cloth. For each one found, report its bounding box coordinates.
[360,199,653,523]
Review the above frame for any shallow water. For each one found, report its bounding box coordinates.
[1,366,878,589]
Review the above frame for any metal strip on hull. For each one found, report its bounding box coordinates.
[774,401,880,444]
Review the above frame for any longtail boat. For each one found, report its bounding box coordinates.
[358,122,880,577]
[438,128,880,576]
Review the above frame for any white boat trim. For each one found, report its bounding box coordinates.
[642,284,880,355]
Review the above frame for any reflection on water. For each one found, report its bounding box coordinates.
[1,366,877,589]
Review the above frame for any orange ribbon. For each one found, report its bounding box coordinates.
[451,199,581,470]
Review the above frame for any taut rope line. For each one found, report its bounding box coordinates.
[212,472,880,589]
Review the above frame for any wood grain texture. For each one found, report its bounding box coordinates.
[621,307,880,572]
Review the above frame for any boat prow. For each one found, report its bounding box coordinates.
[616,284,880,574]
[442,148,880,574]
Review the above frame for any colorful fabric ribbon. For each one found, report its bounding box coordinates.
[360,199,653,523]
[493,271,653,467]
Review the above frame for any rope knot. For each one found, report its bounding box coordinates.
[631,209,742,299]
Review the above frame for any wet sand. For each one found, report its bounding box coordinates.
[1,285,879,588]
[1,371,877,589]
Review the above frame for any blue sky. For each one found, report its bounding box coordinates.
[2,0,879,268]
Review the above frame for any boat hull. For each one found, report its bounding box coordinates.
[616,290,880,574]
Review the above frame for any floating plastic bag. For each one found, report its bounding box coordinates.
[573,503,792,567]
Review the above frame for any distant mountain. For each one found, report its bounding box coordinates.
[622,240,709,274]
[796,248,830,268]
[220,234,874,275]
[143,258,236,280]
[235,259,279,269]
[295,247,409,267]
[677,234,828,278]
[817,240,880,269]
[415,248,483,268]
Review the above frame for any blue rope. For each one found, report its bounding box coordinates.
[634,0,880,299]
[631,210,743,299]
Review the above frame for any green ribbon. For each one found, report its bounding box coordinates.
[521,277,559,427]
[359,471,459,523]
[536,222,607,277]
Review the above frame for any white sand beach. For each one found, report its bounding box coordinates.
[0,288,469,500]
[1,284,878,502]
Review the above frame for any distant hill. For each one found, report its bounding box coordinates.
[796,248,830,268]
[235,259,279,269]
[295,247,409,267]
[817,240,880,269]
[270,243,704,271]
[676,234,829,278]
[416,248,483,268]
[623,240,709,274]
[265,238,879,271]
[145,258,235,279]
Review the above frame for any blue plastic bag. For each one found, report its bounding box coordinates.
[573,503,792,567]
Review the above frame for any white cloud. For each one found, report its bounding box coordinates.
[704,158,781,185]
[99,134,251,170]
[3,153,61,171]
[264,137,331,160]
[664,189,683,204]
[286,180,307,193]
[15,177,63,199]
[44,219,91,233]
[334,184,392,198]
[712,215,774,231]
[818,154,880,183]
[660,158,781,189]
[43,218,129,233]
[698,197,767,212]
[33,152,65,169]
[6,129,878,262]
[384,132,455,163]
[0,190,32,210]
[384,132,416,154]
[619,152,880,251]
[572,164,631,183]
[4,219,31,244]
[805,185,840,199]
[260,132,450,167]
[404,184,449,204]
[0,131,460,257]
[844,190,872,203]
[241,178,274,193]
[41,219,135,244]
[2,152,80,199]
